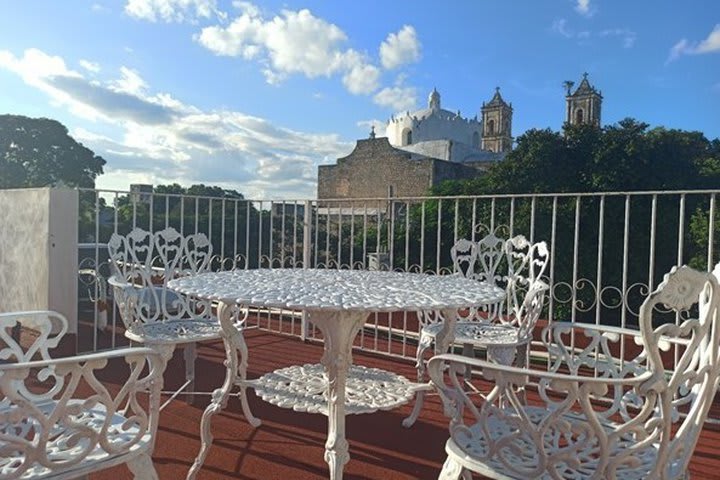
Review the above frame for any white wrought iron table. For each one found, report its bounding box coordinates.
[168,268,505,480]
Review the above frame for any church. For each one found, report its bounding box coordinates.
[317,74,602,200]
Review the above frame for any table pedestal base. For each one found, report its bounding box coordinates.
[309,310,366,480]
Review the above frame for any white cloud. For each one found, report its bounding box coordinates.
[108,66,147,95]
[195,3,381,96]
[552,20,636,48]
[125,0,221,23]
[91,3,111,13]
[667,24,720,63]
[342,52,380,95]
[696,24,720,53]
[373,85,417,112]
[575,0,594,17]
[379,25,421,69]
[0,48,350,199]
[551,18,573,38]
[356,119,387,138]
[599,28,636,48]
[79,59,101,73]
[197,7,346,76]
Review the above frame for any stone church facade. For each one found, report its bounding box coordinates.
[317,136,480,200]
[318,75,603,200]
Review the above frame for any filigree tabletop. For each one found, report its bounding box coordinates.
[168,268,505,311]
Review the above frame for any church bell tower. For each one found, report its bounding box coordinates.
[565,73,602,127]
[481,87,513,153]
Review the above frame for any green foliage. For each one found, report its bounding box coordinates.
[447,119,719,196]
[0,115,105,188]
[81,183,272,267]
[425,118,720,324]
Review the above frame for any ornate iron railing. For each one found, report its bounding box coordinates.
[76,188,720,372]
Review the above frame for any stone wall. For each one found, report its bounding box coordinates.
[318,137,484,200]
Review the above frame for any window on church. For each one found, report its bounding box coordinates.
[487,119,495,135]
[405,130,412,145]
[472,132,479,148]
[576,109,584,124]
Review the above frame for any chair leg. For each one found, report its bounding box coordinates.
[127,452,159,479]
[184,343,197,404]
[461,343,474,379]
[438,457,466,480]
[402,331,434,428]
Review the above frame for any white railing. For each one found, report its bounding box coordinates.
[76,188,720,371]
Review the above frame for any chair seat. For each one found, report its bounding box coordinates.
[125,318,223,345]
[445,406,663,480]
[422,321,526,347]
[1,399,153,479]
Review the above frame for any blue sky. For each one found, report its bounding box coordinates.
[0,1,718,198]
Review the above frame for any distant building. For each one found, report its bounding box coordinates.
[317,135,483,200]
[130,184,153,204]
[318,88,509,200]
[318,76,605,200]
[481,88,513,153]
[565,73,602,127]
[386,88,511,162]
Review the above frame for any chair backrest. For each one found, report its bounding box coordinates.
[450,238,478,279]
[0,311,68,406]
[476,232,506,286]
[0,310,67,363]
[640,265,720,478]
[501,235,549,333]
[108,227,213,324]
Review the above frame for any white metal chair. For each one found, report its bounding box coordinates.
[405,234,548,427]
[107,227,228,407]
[0,310,165,479]
[429,264,720,479]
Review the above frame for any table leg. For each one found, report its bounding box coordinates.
[434,308,459,355]
[404,309,458,428]
[186,302,260,480]
[309,310,367,480]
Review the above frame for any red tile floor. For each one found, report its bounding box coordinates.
[87,328,720,480]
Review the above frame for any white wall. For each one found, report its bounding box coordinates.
[0,188,78,334]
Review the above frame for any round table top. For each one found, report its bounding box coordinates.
[168,268,505,312]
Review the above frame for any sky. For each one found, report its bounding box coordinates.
[0,1,718,199]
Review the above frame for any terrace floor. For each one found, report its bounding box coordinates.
[86,327,720,480]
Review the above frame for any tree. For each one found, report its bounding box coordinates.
[423,118,720,324]
[0,115,105,188]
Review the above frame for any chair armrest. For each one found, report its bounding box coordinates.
[0,346,166,478]
[428,352,652,388]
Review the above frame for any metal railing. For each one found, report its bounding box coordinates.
[76,188,720,370]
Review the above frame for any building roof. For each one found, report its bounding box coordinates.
[484,87,510,108]
[389,89,479,126]
[568,73,602,98]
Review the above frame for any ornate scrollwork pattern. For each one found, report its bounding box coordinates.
[0,311,164,479]
[107,228,218,333]
[428,264,720,480]
[253,363,417,415]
